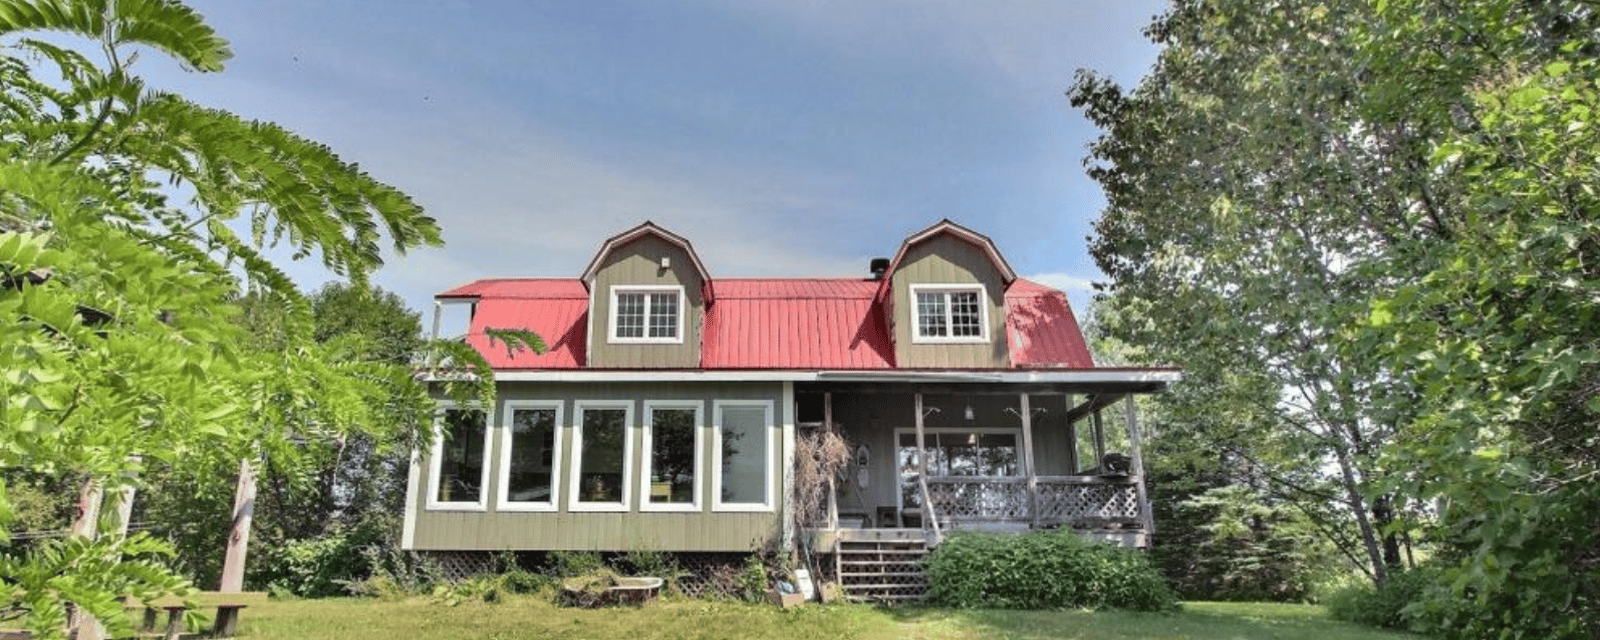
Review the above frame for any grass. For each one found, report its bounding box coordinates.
[234,596,1418,640]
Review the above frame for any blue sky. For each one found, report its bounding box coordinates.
[135,1,1167,324]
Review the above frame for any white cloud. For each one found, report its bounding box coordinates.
[1026,271,1098,292]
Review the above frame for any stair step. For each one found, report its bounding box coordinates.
[837,548,926,555]
[840,560,924,567]
[840,582,927,590]
[841,570,925,578]
[846,593,927,601]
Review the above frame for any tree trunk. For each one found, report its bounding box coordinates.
[1333,444,1388,586]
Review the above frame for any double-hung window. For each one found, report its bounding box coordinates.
[610,286,683,343]
[911,284,988,343]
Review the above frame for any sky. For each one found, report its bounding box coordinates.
[132,1,1168,330]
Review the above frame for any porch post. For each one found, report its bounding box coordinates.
[913,393,941,543]
[1018,394,1039,529]
[824,392,838,530]
[1090,406,1107,469]
[1124,397,1155,542]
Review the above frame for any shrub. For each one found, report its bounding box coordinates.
[1324,565,1442,631]
[253,533,367,598]
[734,554,769,603]
[923,530,1179,611]
[547,551,604,578]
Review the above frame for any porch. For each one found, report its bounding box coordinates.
[795,380,1162,552]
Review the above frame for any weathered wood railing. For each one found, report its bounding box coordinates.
[925,476,1142,527]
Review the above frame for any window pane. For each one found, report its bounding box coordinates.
[720,406,768,504]
[978,433,1018,476]
[647,292,678,338]
[898,434,921,509]
[950,291,982,336]
[648,408,696,504]
[436,410,485,503]
[615,293,645,338]
[506,408,556,504]
[916,292,947,337]
[578,408,627,503]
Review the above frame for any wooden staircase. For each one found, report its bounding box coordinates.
[833,530,929,603]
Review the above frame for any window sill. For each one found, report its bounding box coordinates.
[424,502,488,512]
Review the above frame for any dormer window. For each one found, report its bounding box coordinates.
[911,284,988,343]
[610,285,683,343]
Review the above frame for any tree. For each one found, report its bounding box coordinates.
[0,1,500,636]
[1071,0,1599,635]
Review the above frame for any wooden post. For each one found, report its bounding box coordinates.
[1065,394,1079,472]
[1019,394,1039,529]
[913,393,941,544]
[1124,398,1155,542]
[215,458,256,637]
[824,392,838,530]
[67,478,104,640]
[1090,407,1107,469]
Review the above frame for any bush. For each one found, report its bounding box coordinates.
[734,554,769,603]
[1324,565,1442,631]
[253,532,368,598]
[547,551,604,578]
[923,530,1179,611]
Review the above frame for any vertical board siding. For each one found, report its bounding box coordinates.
[891,235,1011,368]
[411,381,785,551]
[588,235,704,369]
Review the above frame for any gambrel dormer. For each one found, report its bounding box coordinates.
[878,219,1018,368]
[580,222,712,368]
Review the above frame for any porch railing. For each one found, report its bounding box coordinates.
[924,475,1142,528]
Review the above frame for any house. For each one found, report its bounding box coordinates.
[401,220,1178,599]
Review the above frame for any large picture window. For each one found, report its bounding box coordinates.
[498,402,561,511]
[713,401,773,511]
[570,402,632,511]
[910,285,988,343]
[427,408,490,510]
[640,401,702,511]
[610,286,683,343]
[897,429,1019,510]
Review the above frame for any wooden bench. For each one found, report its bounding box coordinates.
[124,591,267,639]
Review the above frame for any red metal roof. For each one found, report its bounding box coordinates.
[1004,278,1095,368]
[445,279,588,369]
[703,279,894,369]
[438,276,1094,371]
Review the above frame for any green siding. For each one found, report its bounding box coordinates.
[588,235,705,369]
[891,235,1011,368]
[411,382,785,551]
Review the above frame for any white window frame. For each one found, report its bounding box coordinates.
[712,400,776,512]
[426,403,493,512]
[568,400,635,512]
[608,285,685,344]
[909,283,989,344]
[638,400,704,512]
[496,400,564,512]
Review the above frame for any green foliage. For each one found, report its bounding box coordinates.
[251,527,376,598]
[0,533,193,639]
[923,530,1178,612]
[733,554,768,603]
[1074,2,1599,634]
[0,0,538,634]
[546,551,604,579]
[1158,485,1333,602]
[1324,564,1450,633]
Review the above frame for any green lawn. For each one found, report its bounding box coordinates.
[235,596,1417,640]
